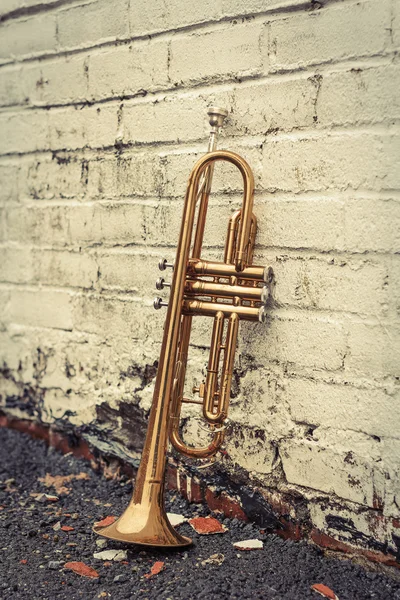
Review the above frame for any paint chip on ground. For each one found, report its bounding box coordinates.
[64,561,99,578]
[233,539,263,550]
[311,583,339,599]
[144,561,165,578]
[189,516,226,534]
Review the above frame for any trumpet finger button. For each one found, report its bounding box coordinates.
[158,258,174,271]
[153,297,168,310]
[156,277,171,290]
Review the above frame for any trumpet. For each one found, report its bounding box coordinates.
[93,107,269,547]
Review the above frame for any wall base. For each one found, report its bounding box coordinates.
[1,412,399,572]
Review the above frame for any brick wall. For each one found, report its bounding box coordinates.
[0,0,399,558]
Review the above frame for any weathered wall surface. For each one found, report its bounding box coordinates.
[1,0,400,558]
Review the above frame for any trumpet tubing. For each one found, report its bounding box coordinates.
[93,107,269,548]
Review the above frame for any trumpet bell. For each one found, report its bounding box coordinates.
[93,497,192,547]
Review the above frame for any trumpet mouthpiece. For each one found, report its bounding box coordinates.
[208,106,228,130]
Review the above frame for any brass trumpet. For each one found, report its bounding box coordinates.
[94,108,269,547]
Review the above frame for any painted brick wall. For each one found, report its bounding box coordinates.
[0,0,399,557]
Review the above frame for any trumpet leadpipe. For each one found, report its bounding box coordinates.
[184,279,269,303]
[182,298,266,322]
[188,258,268,282]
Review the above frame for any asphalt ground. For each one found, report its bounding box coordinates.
[0,427,399,600]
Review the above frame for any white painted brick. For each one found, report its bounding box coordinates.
[87,153,164,199]
[31,55,88,106]
[0,247,33,284]
[256,197,344,251]
[269,1,391,71]
[88,41,169,100]
[0,111,49,155]
[267,254,388,316]
[123,96,206,145]
[0,13,57,63]
[241,313,347,371]
[0,163,20,204]
[0,65,30,107]
[231,76,317,136]
[344,198,400,253]
[72,294,159,340]
[346,322,400,377]
[48,105,118,151]
[32,249,98,289]
[57,0,129,50]
[95,250,163,298]
[170,23,263,85]
[21,155,88,200]
[129,0,222,36]
[9,289,73,330]
[286,378,399,439]
[318,64,400,127]
[0,57,87,108]
[393,0,400,48]
[261,133,399,193]
[281,439,375,506]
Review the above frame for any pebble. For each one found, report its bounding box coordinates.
[113,574,129,583]
[95,539,108,549]
[48,561,63,570]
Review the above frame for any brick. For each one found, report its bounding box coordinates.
[32,249,98,289]
[48,105,118,151]
[0,13,57,63]
[5,200,182,248]
[0,65,31,107]
[0,57,87,109]
[96,250,155,294]
[169,23,263,85]
[123,96,206,145]
[88,41,169,101]
[344,198,400,253]
[346,322,400,377]
[265,254,388,316]
[129,0,222,36]
[57,0,129,50]
[29,55,88,106]
[0,163,20,204]
[21,156,88,200]
[286,378,399,439]
[0,247,33,284]
[393,0,400,48]
[256,197,344,251]
[9,289,73,330]
[261,133,398,193]
[0,111,49,155]
[72,294,159,340]
[231,76,317,136]
[269,1,391,71]
[87,153,164,199]
[280,440,375,506]
[241,313,347,371]
[318,64,400,127]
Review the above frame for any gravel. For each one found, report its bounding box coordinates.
[0,427,399,600]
